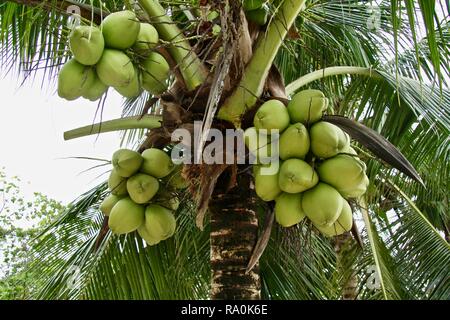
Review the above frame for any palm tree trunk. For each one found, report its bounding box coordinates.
[209,175,260,300]
[334,233,358,300]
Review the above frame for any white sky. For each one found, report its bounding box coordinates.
[0,72,124,204]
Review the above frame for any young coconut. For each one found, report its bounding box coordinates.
[101,10,140,49]
[99,194,123,216]
[274,192,306,227]
[310,121,350,159]
[133,23,159,56]
[142,52,170,95]
[317,154,369,198]
[253,100,290,132]
[108,169,128,196]
[96,49,135,87]
[82,71,108,101]
[254,164,282,201]
[57,59,95,101]
[302,182,343,227]
[144,204,176,240]
[315,199,353,237]
[246,7,269,25]
[112,149,143,177]
[287,89,328,124]
[140,148,174,178]
[126,173,159,204]
[165,165,188,189]
[69,25,104,65]
[114,67,142,98]
[108,197,145,235]
[137,224,161,246]
[278,159,319,193]
[243,0,264,11]
[244,127,277,164]
[279,123,310,160]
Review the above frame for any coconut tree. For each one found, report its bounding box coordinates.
[0,0,449,300]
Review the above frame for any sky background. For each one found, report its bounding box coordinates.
[0,71,124,204]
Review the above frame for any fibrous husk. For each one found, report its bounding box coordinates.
[99,194,123,216]
[57,59,95,101]
[126,173,159,204]
[274,192,305,227]
[140,148,174,178]
[254,163,282,201]
[112,149,143,178]
[253,100,290,132]
[318,154,369,198]
[82,70,108,101]
[96,49,135,87]
[133,23,159,56]
[114,67,142,98]
[142,52,170,95]
[101,10,140,50]
[302,182,343,227]
[108,197,145,234]
[108,169,128,196]
[279,122,310,160]
[315,198,353,237]
[69,25,104,65]
[278,159,318,193]
[310,121,350,159]
[144,204,176,240]
[287,89,328,124]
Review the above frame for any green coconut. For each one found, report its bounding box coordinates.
[152,188,180,211]
[316,198,353,237]
[302,182,343,227]
[96,49,135,87]
[246,7,268,25]
[165,165,188,189]
[126,173,159,204]
[278,159,319,193]
[69,25,104,65]
[57,59,95,101]
[101,10,140,49]
[274,192,306,227]
[244,127,277,164]
[82,71,108,101]
[142,52,170,95]
[99,194,123,216]
[137,223,161,246]
[279,123,310,160]
[108,197,145,234]
[144,204,176,240]
[243,0,264,11]
[108,169,128,196]
[133,23,159,56]
[318,154,369,198]
[287,89,328,124]
[140,148,174,178]
[310,121,350,159]
[114,67,142,98]
[254,164,282,201]
[112,149,143,178]
[254,100,290,132]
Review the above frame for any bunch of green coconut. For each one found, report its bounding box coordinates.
[245,89,369,237]
[58,10,170,101]
[100,147,187,246]
[243,0,270,26]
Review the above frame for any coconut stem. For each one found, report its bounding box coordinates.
[286,66,381,95]
[137,0,208,91]
[217,0,307,127]
[64,115,162,140]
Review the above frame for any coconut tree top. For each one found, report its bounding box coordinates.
[0,0,449,300]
